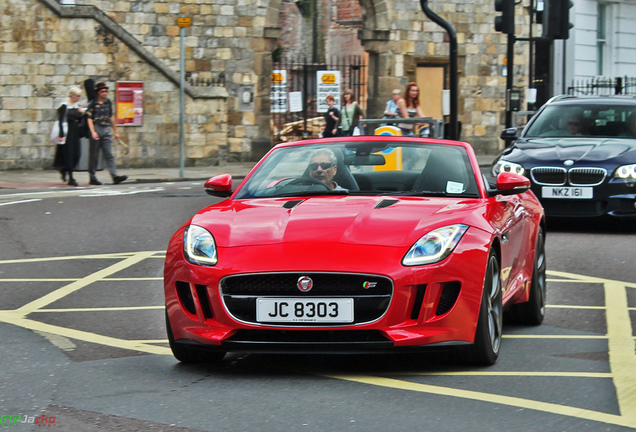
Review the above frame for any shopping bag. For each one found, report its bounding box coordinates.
[50,121,67,145]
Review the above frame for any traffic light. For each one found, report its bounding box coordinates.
[543,0,573,40]
[494,0,515,34]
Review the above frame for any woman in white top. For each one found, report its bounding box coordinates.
[52,87,85,186]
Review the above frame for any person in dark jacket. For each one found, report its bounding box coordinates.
[322,95,340,138]
[52,86,84,186]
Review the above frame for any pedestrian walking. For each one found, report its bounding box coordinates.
[85,82,127,185]
[51,86,84,186]
[340,89,364,136]
[397,82,426,136]
[322,95,340,138]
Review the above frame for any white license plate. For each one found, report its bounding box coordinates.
[256,298,353,323]
[542,186,593,199]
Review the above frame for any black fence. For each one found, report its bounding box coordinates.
[567,77,636,96]
[271,56,367,143]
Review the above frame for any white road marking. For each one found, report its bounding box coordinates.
[0,199,42,206]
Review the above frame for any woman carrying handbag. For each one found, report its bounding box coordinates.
[51,87,84,186]
[340,89,364,136]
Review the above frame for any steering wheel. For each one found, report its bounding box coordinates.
[277,177,331,191]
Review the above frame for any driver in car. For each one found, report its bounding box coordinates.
[308,149,348,191]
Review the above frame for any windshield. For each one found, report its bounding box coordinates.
[525,104,636,138]
[234,141,480,199]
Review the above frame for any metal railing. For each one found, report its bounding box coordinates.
[568,77,636,96]
[271,56,367,143]
[359,118,445,138]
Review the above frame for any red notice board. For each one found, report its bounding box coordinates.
[116,81,143,126]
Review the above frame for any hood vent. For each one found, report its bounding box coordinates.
[283,200,303,209]
[374,199,399,209]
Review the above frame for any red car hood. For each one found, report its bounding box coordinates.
[191,196,490,248]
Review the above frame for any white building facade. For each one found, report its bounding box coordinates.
[553,0,636,94]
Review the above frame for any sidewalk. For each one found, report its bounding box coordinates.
[0,156,497,190]
[0,163,256,190]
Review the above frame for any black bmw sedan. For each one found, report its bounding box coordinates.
[492,95,636,219]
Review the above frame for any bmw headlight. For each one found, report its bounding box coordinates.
[614,164,636,180]
[183,225,218,266]
[492,160,525,177]
[402,224,469,266]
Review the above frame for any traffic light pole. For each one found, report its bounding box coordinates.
[505,33,515,128]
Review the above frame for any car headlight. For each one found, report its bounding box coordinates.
[183,225,218,266]
[614,164,636,180]
[402,224,469,266]
[492,160,525,177]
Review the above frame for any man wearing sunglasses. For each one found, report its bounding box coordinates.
[307,149,347,191]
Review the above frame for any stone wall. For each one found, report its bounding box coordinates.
[278,0,532,154]
[362,0,531,154]
[1,0,534,170]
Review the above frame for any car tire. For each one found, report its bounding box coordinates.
[512,227,547,326]
[165,309,225,364]
[466,250,503,366]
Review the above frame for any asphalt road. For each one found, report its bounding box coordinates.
[0,181,635,431]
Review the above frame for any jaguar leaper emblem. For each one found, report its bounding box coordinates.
[297,276,313,292]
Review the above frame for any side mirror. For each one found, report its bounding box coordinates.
[204,174,233,198]
[500,127,518,141]
[487,172,530,197]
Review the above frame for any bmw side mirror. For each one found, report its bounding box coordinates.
[500,127,518,141]
[204,174,233,198]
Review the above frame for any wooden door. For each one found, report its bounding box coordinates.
[416,66,445,119]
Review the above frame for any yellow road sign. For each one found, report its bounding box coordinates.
[177,17,191,27]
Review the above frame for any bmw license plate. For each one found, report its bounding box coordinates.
[256,298,353,323]
[542,186,593,199]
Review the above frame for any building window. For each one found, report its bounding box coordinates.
[597,4,607,76]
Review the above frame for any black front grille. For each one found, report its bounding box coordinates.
[569,168,606,186]
[220,273,393,326]
[531,167,566,185]
[221,273,392,296]
[531,166,607,187]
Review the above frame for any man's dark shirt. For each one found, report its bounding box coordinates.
[86,98,113,126]
[323,107,340,137]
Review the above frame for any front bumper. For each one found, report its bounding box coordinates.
[164,228,491,352]
[532,182,636,218]
[171,331,470,355]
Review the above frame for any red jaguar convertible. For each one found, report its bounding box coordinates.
[164,137,546,365]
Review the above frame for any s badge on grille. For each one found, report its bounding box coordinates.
[297,276,313,292]
[363,281,377,289]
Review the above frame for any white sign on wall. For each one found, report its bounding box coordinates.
[289,91,303,113]
[270,70,288,113]
[316,70,341,113]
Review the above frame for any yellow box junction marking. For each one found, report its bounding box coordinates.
[0,255,634,427]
